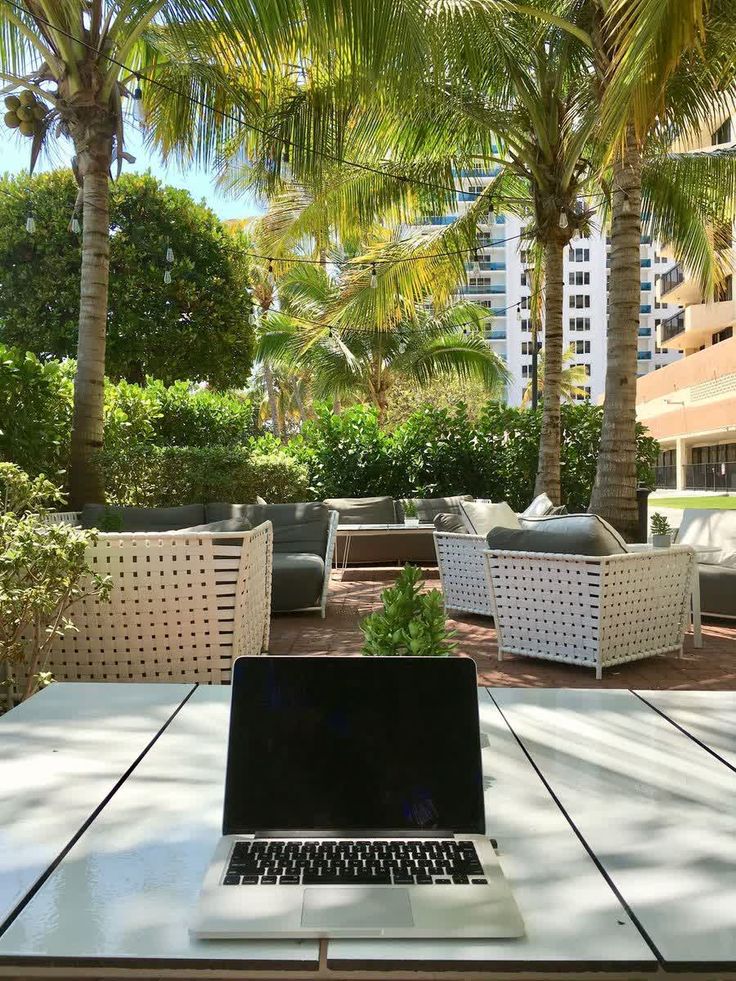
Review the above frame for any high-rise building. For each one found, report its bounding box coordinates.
[417,171,682,405]
[636,112,736,492]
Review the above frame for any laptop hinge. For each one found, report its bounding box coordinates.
[249,829,457,839]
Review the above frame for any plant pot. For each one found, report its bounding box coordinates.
[404,517,419,527]
[652,533,672,548]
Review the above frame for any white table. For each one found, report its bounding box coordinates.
[2,683,736,978]
[627,542,721,648]
[336,522,434,569]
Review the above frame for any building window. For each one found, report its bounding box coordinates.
[569,294,590,309]
[573,340,591,354]
[713,325,734,345]
[521,364,531,378]
[520,271,530,286]
[568,247,590,262]
[568,270,590,285]
[712,117,732,146]
[573,386,591,401]
[521,341,542,356]
[568,316,591,331]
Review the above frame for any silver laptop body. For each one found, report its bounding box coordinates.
[191,656,524,940]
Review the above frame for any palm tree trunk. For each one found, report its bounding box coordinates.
[69,142,112,507]
[589,127,642,539]
[263,363,281,437]
[534,238,564,503]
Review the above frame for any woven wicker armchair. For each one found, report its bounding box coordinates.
[19,523,273,689]
[483,546,695,679]
[434,531,492,616]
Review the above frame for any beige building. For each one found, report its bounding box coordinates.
[636,113,736,492]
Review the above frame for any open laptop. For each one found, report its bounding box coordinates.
[191,655,524,939]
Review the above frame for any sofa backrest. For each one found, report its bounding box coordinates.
[208,502,331,557]
[396,495,474,524]
[80,503,206,532]
[677,509,736,566]
[486,513,628,556]
[323,496,397,525]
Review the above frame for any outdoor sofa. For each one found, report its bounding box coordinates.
[60,502,338,617]
[675,508,736,618]
[326,494,474,565]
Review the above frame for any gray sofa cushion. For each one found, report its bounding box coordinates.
[398,494,474,524]
[433,512,467,534]
[698,563,736,617]
[488,513,628,556]
[521,493,555,518]
[176,518,252,533]
[205,501,243,522]
[240,502,331,557]
[271,552,325,611]
[80,503,205,532]
[324,496,397,525]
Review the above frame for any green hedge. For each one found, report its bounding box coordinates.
[98,445,310,506]
[289,402,659,512]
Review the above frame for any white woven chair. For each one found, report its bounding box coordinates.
[483,546,695,679]
[319,510,339,617]
[18,523,273,690]
[434,531,493,616]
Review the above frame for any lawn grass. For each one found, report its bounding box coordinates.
[652,495,736,509]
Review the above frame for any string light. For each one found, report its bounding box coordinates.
[267,260,276,287]
[165,245,174,264]
[163,240,174,284]
[369,262,378,288]
[249,302,259,325]
[132,75,145,125]
[69,214,80,234]
[25,214,35,233]
[163,268,172,284]
[472,249,480,273]
[558,209,568,229]
[622,193,632,215]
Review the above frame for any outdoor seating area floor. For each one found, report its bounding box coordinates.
[268,565,736,689]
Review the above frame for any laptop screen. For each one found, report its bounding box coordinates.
[223,656,485,835]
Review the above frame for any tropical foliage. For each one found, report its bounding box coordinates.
[0,172,254,386]
[521,345,589,406]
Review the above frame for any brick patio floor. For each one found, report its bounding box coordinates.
[269,566,736,690]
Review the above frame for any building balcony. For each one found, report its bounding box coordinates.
[685,461,736,491]
[659,299,736,350]
[637,350,652,360]
[654,465,678,489]
[656,262,703,304]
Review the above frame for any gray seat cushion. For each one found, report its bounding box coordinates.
[80,503,205,532]
[433,512,467,534]
[398,495,474,524]
[175,518,252,533]
[698,563,736,617]
[324,496,397,525]
[487,513,628,556]
[271,552,325,612]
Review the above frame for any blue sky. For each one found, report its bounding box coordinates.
[0,126,264,221]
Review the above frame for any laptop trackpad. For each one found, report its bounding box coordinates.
[301,887,413,928]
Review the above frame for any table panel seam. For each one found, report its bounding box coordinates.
[486,689,664,969]
[630,689,736,776]
[0,683,199,940]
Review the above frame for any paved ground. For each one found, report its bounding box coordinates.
[269,566,736,690]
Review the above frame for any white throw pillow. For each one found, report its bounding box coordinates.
[459,500,521,537]
[521,492,554,518]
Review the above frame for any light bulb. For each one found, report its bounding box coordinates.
[472,249,480,273]
[25,215,36,234]
[132,76,145,125]
[558,209,568,229]
[69,216,80,234]
[369,262,377,289]
[622,194,632,215]
[267,261,276,287]
[516,305,522,321]
[163,268,172,284]
[398,341,406,354]
[165,245,174,264]
[486,207,494,225]
[249,305,258,325]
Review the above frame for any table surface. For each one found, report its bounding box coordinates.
[337,523,435,532]
[1,683,735,978]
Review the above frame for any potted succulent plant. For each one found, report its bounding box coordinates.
[403,499,419,527]
[650,512,673,548]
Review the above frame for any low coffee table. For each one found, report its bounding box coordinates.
[335,522,435,569]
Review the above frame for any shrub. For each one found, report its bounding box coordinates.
[0,344,73,479]
[0,464,110,704]
[361,565,456,657]
[98,444,310,506]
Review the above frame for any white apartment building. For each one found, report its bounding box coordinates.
[419,171,683,406]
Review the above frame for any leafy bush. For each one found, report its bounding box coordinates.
[0,344,73,479]
[98,444,310,506]
[0,464,110,704]
[361,565,456,657]
[289,401,659,511]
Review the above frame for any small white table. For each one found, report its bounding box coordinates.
[335,522,434,569]
[627,542,721,648]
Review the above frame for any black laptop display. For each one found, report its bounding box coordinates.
[223,656,484,835]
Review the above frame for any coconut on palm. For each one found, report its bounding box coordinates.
[19,120,35,137]
[4,111,20,128]
[18,89,35,106]
[4,95,20,111]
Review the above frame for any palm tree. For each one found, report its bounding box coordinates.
[0,0,449,506]
[522,345,589,406]
[257,264,508,423]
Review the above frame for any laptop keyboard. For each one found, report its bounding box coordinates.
[223,839,487,885]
